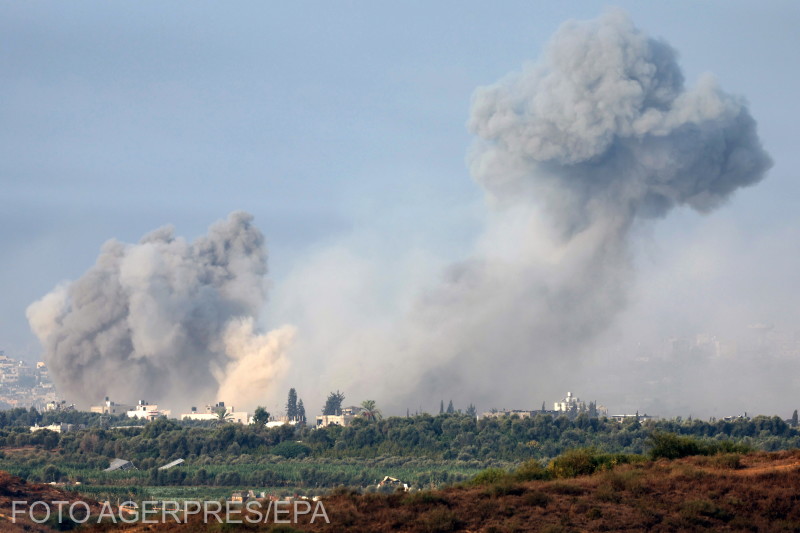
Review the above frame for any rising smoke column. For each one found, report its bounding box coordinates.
[469,10,771,222]
[27,212,294,410]
[373,10,773,409]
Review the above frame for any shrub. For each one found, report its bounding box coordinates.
[649,432,704,460]
[485,482,525,497]
[523,490,551,508]
[708,453,743,469]
[649,432,752,460]
[546,482,586,496]
[271,441,310,459]
[417,508,462,533]
[403,490,449,507]
[586,507,602,520]
[548,447,643,479]
[468,467,512,486]
[680,499,734,524]
[549,448,598,478]
[514,459,551,481]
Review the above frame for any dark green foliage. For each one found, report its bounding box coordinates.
[403,490,450,507]
[253,406,270,425]
[707,453,743,469]
[468,468,512,486]
[271,441,310,458]
[550,448,598,478]
[514,459,551,481]
[648,432,751,460]
[286,388,298,420]
[0,407,798,498]
[648,432,703,459]
[322,390,345,416]
[549,448,643,478]
[141,418,180,439]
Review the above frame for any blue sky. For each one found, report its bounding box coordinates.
[2,2,799,415]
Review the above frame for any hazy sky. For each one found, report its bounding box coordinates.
[2,2,799,417]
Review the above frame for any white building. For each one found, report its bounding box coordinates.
[554,391,583,412]
[30,423,78,433]
[90,397,134,415]
[126,400,171,420]
[180,402,249,424]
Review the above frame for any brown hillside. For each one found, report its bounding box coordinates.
[10,450,800,532]
[0,471,102,532]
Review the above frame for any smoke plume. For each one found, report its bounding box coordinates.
[469,10,770,223]
[28,11,774,417]
[27,212,294,411]
[278,10,772,412]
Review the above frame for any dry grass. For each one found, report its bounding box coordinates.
[5,450,800,532]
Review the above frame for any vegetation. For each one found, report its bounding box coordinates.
[53,448,800,532]
[253,406,270,425]
[648,431,752,460]
[322,391,345,416]
[1,405,799,504]
[286,388,298,421]
[360,400,382,421]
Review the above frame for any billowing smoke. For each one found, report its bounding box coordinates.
[469,10,770,224]
[27,212,294,411]
[27,11,774,417]
[409,10,771,405]
[277,10,772,413]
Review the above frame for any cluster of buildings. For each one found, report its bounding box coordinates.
[90,397,173,420]
[87,398,253,425]
[30,422,83,433]
[0,351,57,410]
[654,325,800,361]
[479,392,657,423]
[315,405,364,428]
[179,402,249,424]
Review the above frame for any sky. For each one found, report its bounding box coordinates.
[2,1,799,418]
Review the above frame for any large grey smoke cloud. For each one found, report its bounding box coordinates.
[469,9,770,224]
[278,10,771,413]
[27,11,773,417]
[27,212,294,410]
[412,10,771,404]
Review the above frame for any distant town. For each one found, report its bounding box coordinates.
[0,350,57,411]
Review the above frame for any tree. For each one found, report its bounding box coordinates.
[792,410,798,428]
[466,404,477,418]
[297,399,306,424]
[253,407,270,426]
[215,407,232,423]
[446,400,454,414]
[440,400,444,415]
[286,388,298,421]
[360,400,382,421]
[322,390,345,416]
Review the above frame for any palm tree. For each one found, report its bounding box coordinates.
[215,407,233,423]
[360,400,382,421]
